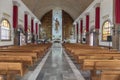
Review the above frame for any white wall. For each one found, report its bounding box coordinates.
[0,0,14,46]
[73,0,113,47]
[89,8,95,30]
[0,0,41,46]
[17,0,40,34]
[99,0,113,46]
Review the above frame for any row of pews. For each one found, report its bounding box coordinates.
[0,43,51,80]
[63,43,120,80]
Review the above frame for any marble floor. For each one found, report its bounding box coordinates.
[22,43,85,80]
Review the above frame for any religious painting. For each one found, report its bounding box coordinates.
[55,18,60,33]
[52,8,62,41]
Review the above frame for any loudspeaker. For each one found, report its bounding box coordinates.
[83,38,86,41]
[107,36,112,41]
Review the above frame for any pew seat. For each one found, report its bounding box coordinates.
[0,55,33,66]
[0,62,25,76]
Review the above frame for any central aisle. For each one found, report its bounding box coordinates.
[36,43,77,80]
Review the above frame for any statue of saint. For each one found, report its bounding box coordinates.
[55,18,59,32]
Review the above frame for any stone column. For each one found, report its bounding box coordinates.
[24,11,29,44]
[94,3,100,46]
[13,1,20,45]
[85,13,90,44]
[35,22,38,43]
[76,23,79,43]
[31,17,35,43]
[80,19,83,43]
[112,0,120,50]
[93,29,99,46]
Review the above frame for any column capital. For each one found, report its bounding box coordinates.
[76,22,79,25]
[80,18,83,20]
[85,12,89,16]
[36,21,39,23]
[31,17,34,20]
[24,11,29,15]
[13,1,20,7]
[94,3,100,8]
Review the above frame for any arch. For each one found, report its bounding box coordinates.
[0,19,11,41]
[22,0,93,20]
[38,5,76,20]
[102,20,112,41]
[40,10,74,40]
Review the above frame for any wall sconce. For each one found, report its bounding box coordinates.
[84,29,86,33]
[93,29,96,32]
[93,29,99,35]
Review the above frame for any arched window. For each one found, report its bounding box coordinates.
[0,19,11,40]
[102,21,112,41]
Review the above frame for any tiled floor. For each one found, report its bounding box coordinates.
[21,43,85,80]
[36,43,77,80]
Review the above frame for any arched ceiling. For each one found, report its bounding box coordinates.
[22,0,93,20]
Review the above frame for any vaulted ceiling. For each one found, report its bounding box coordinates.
[22,0,93,20]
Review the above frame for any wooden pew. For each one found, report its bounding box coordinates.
[81,59,120,70]
[65,46,118,60]
[0,55,33,66]
[77,55,113,64]
[0,62,25,76]
[0,52,38,61]
[64,43,120,80]
[0,47,47,58]
[0,49,41,57]
[100,70,120,80]
[81,59,120,80]
[0,43,51,79]
[72,51,120,63]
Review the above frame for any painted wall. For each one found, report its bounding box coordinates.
[0,0,41,46]
[0,0,14,46]
[89,8,95,30]
[74,0,113,47]
[99,0,113,46]
[17,0,40,35]
[82,15,86,43]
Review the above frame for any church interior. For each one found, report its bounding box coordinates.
[0,0,120,80]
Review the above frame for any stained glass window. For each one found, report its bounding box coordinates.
[0,19,11,40]
[102,21,111,41]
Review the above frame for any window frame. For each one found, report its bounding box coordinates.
[0,19,11,41]
[102,20,112,41]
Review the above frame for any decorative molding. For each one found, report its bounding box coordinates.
[90,20,94,23]
[19,19,23,23]
[102,14,109,20]
[3,12,11,18]
[36,21,39,23]
[94,3,100,8]
[24,11,29,15]
[80,18,83,20]
[85,12,89,16]
[31,17,34,19]
[13,1,20,7]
